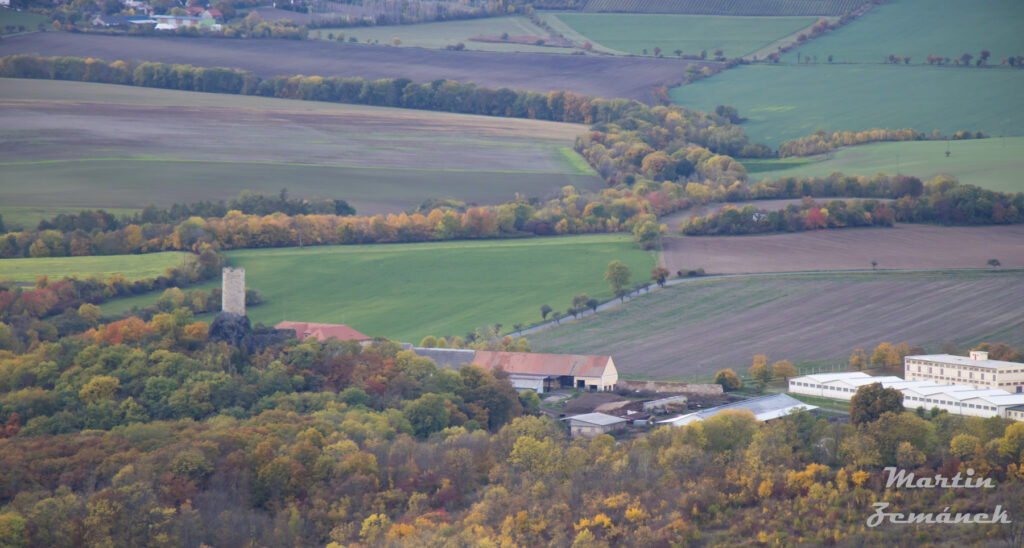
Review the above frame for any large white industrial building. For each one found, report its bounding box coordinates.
[904,351,1024,392]
[788,371,1024,420]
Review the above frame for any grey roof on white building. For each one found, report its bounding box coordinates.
[659,393,815,426]
[908,354,1024,370]
[412,347,476,370]
[569,412,628,426]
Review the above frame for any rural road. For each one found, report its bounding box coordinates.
[510,267,1015,338]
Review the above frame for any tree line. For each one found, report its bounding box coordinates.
[681,197,895,235]
[0,186,667,259]
[0,309,1022,545]
[680,175,1024,235]
[0,54,650,125]
[22,190,354,234]
[777,127,987,157]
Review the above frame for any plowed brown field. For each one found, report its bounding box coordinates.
[532,270,1024,378]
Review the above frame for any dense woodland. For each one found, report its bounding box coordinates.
[0,313,1023,546]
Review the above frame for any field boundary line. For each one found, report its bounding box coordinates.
[0,156,586,176]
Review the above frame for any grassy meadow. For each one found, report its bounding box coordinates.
[546,12,817,57]
[0,252,191,283]
[743,136,1024,192]
[311,16,563,54]
[0,78,601,226]
[671,64,1024,147]
[0,9,46,33]
[100,235,656,342]
[781,0,1024,64]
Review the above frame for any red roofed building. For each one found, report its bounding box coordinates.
[275,321,372,344]
[471,350,618,393]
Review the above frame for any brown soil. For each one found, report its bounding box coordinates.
[563,393,627,413]
[662,224,1024,274]
[532,271,1024,377]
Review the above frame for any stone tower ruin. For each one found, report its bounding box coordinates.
[221,267,246,316]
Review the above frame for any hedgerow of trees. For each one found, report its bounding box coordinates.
[681,176,1024,235]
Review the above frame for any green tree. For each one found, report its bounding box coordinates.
[79,376,120,404]
[605,260,631,296]
[988,258,1001,269]
[714,368,742,391]
[632,215,662,250]
[949,433,980,459]
[403,393,451,437]
[519,390,541,415]
[540,304,552,320]
[850,383,903,425]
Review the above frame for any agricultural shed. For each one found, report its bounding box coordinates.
[659,393,815,426]
[412,348,619,393]
[567,412,627,438]
[472,351,619,393]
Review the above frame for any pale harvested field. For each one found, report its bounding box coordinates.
[531,271,1024,377]
[0,79,585,171]
[663,224,1024,274]
[0,79,602,218]
[0,33,711,103]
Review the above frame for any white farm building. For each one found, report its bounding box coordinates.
[788,371,1024,420]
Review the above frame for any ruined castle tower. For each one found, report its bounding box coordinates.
[221,267,246,316]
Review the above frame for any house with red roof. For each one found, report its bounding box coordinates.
[275,321,372,344]
[471,350,619,392]
[413,348,619,393]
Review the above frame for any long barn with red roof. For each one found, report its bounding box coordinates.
[414,348,619,393]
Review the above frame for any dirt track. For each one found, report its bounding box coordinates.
[663,224,1024,274]
[0,33,712,103]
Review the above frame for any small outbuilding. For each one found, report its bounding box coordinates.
[568,412,627,438]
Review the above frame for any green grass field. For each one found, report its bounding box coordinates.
[745,137,1024,193]
[671,64,1024,147]
[101,235,656,342]
[0,9,47,33]
[546,12,817,57]
[781,0,1024,64]
[311,16,562,54]
[0,252,191,283]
